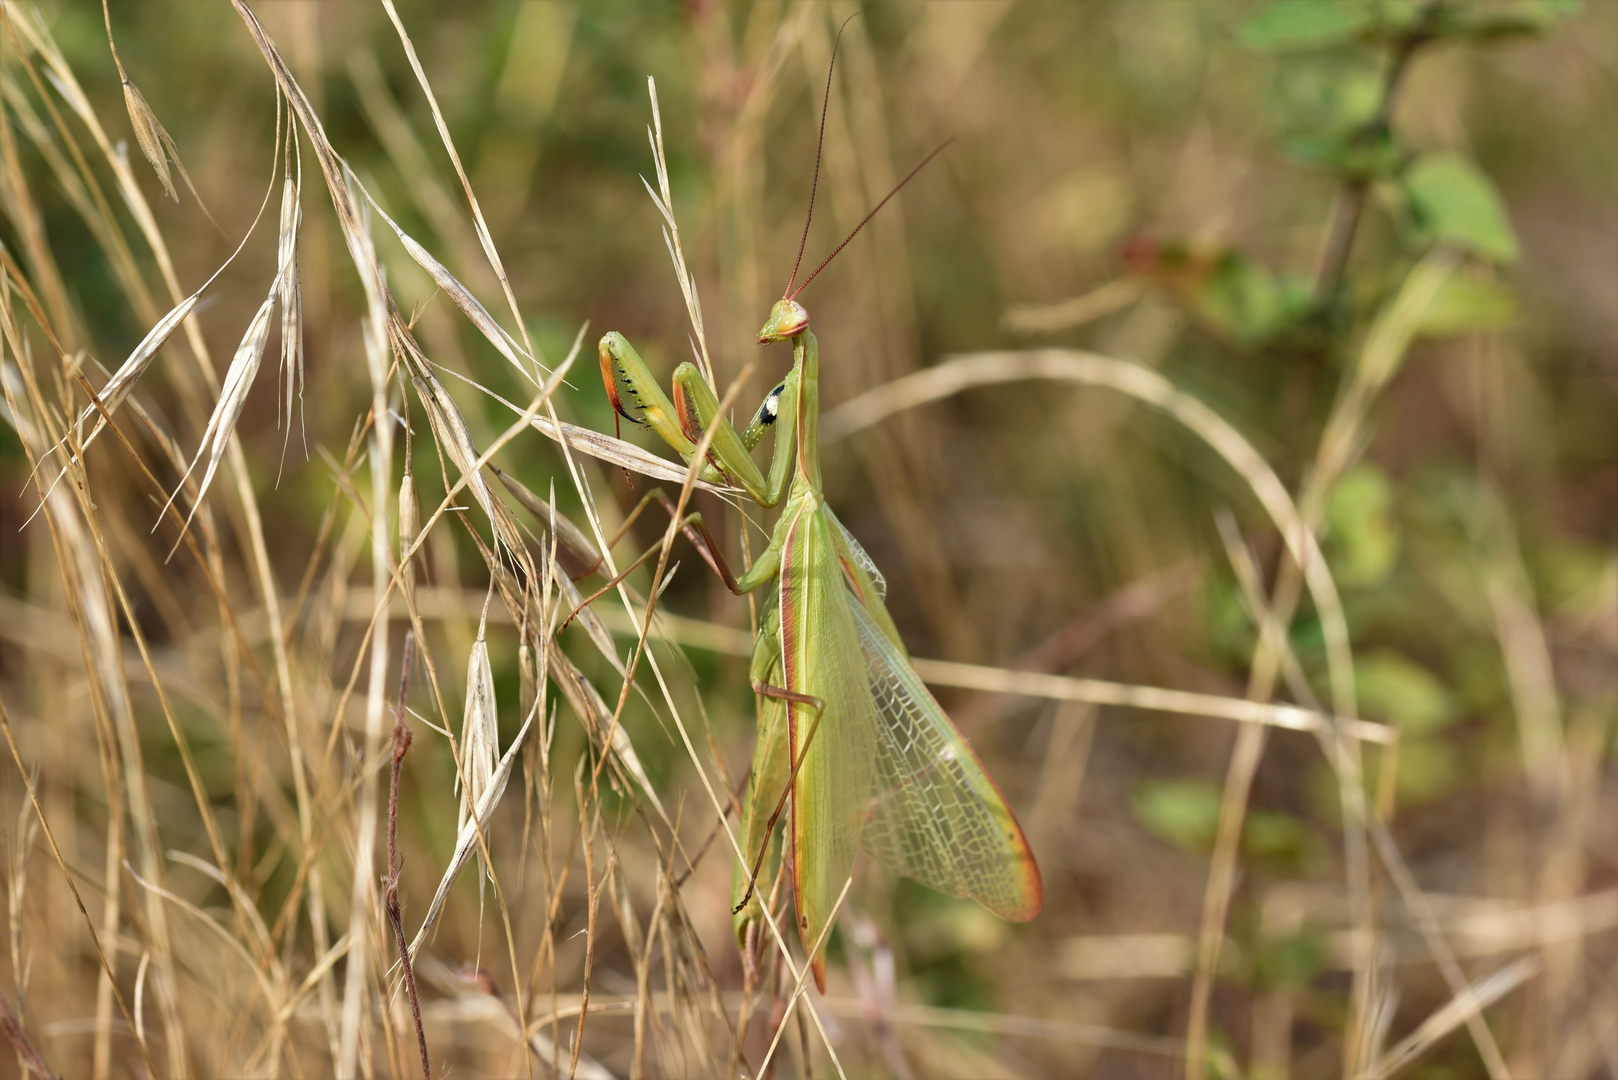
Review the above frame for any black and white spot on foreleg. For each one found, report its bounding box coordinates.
[757,382,785,426]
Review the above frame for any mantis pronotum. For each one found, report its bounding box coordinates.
[596,37,1042,992]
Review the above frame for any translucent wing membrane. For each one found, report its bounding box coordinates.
[852,602,1043,922]
[827,506,886,601]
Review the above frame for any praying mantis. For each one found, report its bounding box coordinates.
[594,50,1042,993]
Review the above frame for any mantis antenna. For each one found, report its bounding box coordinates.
[781,14,954,304]
[782,14,859,300]
[787,136,955,303]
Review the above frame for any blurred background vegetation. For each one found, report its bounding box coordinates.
[0,0,1614,1077]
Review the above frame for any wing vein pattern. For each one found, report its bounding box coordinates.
[853,602,1042,922]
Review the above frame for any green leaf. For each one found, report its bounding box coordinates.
[1417,273,1518,336]
[1202,253,1283,341]
[1240,0,1376,51]
[1284,129,1404,180]
[1404,153,1520,262]
[1327,464,1399,586]
[1128,243,1308,343]
[1274,52,1385,131]
[1435,0,1582,42]
[1199,255,1312,342]
[1395,737,1461,804]
[1254,929,1329,989]
[1356,651,1457,736]
[1243,810,1320,872]
[1131,779,1222,851]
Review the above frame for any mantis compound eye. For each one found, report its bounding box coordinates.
[757,299,809,343]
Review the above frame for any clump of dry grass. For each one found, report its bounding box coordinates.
[0,2,1612,1079]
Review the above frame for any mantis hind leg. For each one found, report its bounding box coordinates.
[733,611,832,945]
[733,619,792,943]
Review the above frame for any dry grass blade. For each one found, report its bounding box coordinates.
[643,77,713,385]
[85,292,196,425]
[337,168,396,1076]
[444,362,736,491]
[0,691,151,1077]
[1368,958,1539,1080]
[159,272,282,537]
[907,658,1395,744]
[821,347,1354,708]
[814,997,1224,1064]
[146,100,295,537]
[757,875,856,1080]
[0,68,153,322]
[386,316,502,528]
[48,92,284,470]
[119,76,175,201]
[490,464,602,568]
[409,696,542,957]
[100,0,174,202]
[227,2,502,539]
[483,463,625,678]
[457,600,501,875]
[527,413,735,493]
[578,603,1394,740]
[461,509,669,824]
[122,864,280,1012]
[101,0,213,221]
[277,166,304,439]
[1002,278,1143,335]
[0,67,73,341]
[363,192,536,381]
[1193,250,1454,1078]
[375,0,541,371]
[1209,496,1513,1078]
[0,340,188,1076]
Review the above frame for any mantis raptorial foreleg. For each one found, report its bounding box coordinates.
[598,333,800,508]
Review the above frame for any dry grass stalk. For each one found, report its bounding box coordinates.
[0,3,1600,1076]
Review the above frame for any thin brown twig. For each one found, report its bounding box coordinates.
[384,633,429,1080]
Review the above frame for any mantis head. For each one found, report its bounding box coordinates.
[758,299,809,344]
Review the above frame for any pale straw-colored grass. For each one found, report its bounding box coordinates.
[0,4,1610,1079]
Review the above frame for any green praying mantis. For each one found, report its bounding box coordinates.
[594,52,1042,993]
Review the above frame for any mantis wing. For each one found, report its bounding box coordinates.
[825,507,887,601]
[852,602,1044,923]
[780,503,879,991]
